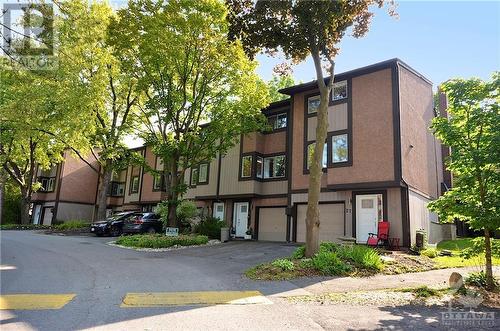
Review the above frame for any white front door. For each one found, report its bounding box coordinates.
[32,205,42,224]
[233,202,249,237]
[213,202,225,221]
[356,195,379,243]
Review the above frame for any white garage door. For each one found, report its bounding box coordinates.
[258,207,287,242]
[296,203,344,243]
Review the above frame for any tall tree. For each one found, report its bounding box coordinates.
[110,0,268,226]
[227,0,395,256]
[268,74,296,103]
[54,0,142,222]
[429,74,500,290]
[0,66,69,224]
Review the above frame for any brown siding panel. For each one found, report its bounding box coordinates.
[327,68,395,185]
[399,66,439,198]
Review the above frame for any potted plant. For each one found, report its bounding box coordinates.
[244,227,253,240]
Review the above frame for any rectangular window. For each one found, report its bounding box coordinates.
[190,168,199,186]
[110,182,125,196]
[256,156,263,178]
[263,155,285,179]
[241,155,252,178]
[267,112,287,130]
[39,177,55,192]
[307,143,327,169]
[332,134,348,163]
[307,95,320,114]
[198,163,209,184]
[130,176,139,193]
[332,81,347,101]
[153,174,163,191]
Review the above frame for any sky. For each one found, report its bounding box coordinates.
[256,0,500,88]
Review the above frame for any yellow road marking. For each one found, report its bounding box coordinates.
[0,294,76,310]
[121,291,272,307]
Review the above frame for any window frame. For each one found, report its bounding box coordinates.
[240,155,253,179]
[331,133,349,165]
[130,176,140,194]
[331,80,348,101]
[190,167,199,187]
[307,94,321,114]
[263,154,286,179]
[267,112,287,131]
[109,181,125,197]
[197,163,209,185]
[306,142,328,171]
[38,176,56,193]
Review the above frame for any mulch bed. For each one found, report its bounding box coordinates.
[382,253,436,275]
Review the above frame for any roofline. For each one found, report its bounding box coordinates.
[279,58,432,95]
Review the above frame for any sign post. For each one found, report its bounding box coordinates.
[165,227,179,237]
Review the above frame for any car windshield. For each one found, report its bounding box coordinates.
[106,213,129,222]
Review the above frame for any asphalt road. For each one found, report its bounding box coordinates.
[0,231,497,330]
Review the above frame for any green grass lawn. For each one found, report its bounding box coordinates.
[434,237,500,268]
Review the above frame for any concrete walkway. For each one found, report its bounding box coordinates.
[289,266,500,295]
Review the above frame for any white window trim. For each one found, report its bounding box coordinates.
[198,163,208,183]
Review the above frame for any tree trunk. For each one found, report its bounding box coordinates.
[20,187,30,224]
[166,158,179,227]
[484,228,495,290]
[305,51,332,257]
[96,161,112,222]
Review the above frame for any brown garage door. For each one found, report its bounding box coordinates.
[258,207,287,242]
[296,203,344,243]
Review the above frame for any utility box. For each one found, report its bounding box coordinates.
[220,227,229,242]
[416,230,426,249]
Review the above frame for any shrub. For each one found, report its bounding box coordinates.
[399,286,443,298]
[194,216,226,239]
[271,259,295,271]
[319,242,340,253]
[299,258,314,269]
[53,220,89,231]
[420,248,438,258]
[157,200,199,233]
[336,245,383,270]
[312,251,351,275]
[459,237,500,260]
[0,224,51,230]
[116,234,208,248]
[465,271,499,288]
[291,246,305,259]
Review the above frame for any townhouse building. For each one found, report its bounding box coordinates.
[31,58,455,246]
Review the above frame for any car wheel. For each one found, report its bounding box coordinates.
[147,227,156,234]
[110,226,121,237]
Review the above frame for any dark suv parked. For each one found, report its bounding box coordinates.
[90,212,134,237]
[122,212,163,234]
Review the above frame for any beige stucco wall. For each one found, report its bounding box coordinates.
[399,66,440,198]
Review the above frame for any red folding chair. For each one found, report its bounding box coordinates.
[367,221,390,248]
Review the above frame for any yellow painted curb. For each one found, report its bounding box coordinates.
[121,291,272,307]
[0,294,76,310]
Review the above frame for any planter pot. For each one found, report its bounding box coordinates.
[244,234,252,240]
